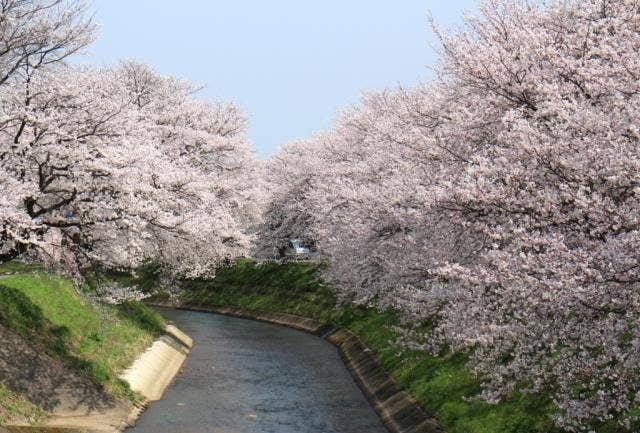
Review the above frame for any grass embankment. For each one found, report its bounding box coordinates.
[174,260,561,433]
[0,383,44,426]
[0,261,165,424]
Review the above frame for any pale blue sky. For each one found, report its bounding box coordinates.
[82,1,478,158]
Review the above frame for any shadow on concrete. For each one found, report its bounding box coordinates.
[0,322,118,415]
[0,284,119,416]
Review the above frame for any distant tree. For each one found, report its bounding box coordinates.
[254,137,326,259]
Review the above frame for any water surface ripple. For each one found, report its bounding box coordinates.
[126,307,388,433]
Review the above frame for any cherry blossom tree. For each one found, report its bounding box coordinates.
[261,84,482,312]
[1,64,152,271]
[0,0,94,86]
[255,136,329,259]
[427,1,640,429]
[0,0,95,263]
[113,61,261,276]
[313,86,483,313]
[261,0,640,430]
[1,58,262,276]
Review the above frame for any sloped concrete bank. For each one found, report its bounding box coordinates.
[148,301,443,433]
[1,325,192,433]
[120,325,192,402]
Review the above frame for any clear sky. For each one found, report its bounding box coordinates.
[82,1,478,158]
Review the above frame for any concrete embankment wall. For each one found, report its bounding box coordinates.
[150,302,443,433]
[1,325,192,433]
[120,325,192,402]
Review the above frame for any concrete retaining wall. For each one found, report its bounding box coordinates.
[53,324,191,433]
[1,325,192,433]
[149,302,443,433]
[119,325,192,402]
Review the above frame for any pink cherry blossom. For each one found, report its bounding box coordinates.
[259,1,640,430]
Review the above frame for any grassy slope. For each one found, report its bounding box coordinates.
[0,261,165,424]
[0,383,45,426]
[175,260,565,433]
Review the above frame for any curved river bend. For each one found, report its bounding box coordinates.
[127,308,388,433]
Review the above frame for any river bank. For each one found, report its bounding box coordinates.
[149,302,442,433]
[0,262,191,433]
[127,307,389,433]
[160,259,562,433]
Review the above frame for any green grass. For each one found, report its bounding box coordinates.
[176,259,563,433]
[0,261,43,274]
[177,259,336,317]
[0,261,165,403]
[0,382,45,426]
[177,260,639,433]
[115,301,165,335]
[82,260,163,295]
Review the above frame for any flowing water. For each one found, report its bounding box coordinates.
[126,308,388,433]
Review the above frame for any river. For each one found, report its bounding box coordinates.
[126,307,388,433]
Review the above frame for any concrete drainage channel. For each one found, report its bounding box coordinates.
[2,304,441,433]
[149,302,444,433]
